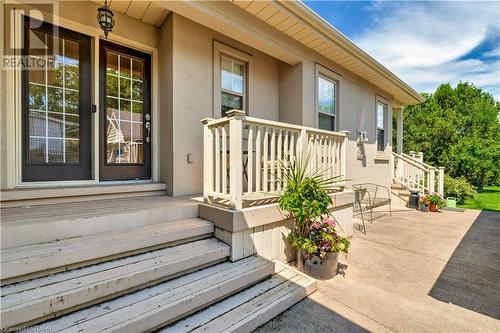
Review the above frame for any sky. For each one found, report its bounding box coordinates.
[303,1,500,100]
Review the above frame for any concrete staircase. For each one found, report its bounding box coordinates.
[0,195,315,332]
[391,182,410,206]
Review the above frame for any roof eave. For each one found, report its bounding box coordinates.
[280,1,425,105]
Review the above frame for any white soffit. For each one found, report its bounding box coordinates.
[91,0,170,27]
[232,0,424,105]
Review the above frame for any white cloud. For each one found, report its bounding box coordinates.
[353,1,500,100]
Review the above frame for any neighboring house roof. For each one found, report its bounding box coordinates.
[232,0,425,106]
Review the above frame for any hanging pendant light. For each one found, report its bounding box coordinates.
[97,0,114,39]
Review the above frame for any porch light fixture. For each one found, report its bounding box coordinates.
[97,0,114,39]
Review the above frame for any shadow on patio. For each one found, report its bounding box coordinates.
[428,210,500,320]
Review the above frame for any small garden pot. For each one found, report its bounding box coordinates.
[429,203,438,212]
[419,203,429,212]
[297,250,339,279]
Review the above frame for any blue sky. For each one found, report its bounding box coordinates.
[303,1,500,100]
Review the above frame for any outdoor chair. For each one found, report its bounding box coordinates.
[352,183,392,234]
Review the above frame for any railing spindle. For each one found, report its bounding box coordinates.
[247,125,253,194]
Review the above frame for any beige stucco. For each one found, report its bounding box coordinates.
[2,1,399,193]
[162,13,282,195]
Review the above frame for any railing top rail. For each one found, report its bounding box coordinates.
[392,152,434,173]
[203,117,230,128]
[202,111,348,139]
[398,152,438,171]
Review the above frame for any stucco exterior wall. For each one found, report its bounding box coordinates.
[278,58,394,189]
[1,3,394,193]
[165,14,282,196]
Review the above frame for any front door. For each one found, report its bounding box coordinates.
[99,41,151,180]
[22,17,92,181]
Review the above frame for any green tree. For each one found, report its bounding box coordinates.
[397,82,500,190]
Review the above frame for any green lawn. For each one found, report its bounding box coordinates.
[458,186,500,212]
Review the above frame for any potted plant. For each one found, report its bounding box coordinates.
[419,195,429,212]
[278,158,350,279]
[426,193,446,212]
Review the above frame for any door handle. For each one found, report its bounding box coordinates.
[145,114,151,143]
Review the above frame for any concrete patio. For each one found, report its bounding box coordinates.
[255,207,500,332]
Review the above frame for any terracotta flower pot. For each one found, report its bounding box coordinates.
[429,203,438,212]
[297,249,339,279]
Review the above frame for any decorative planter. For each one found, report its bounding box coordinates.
[297,250,339,279]
[419,203,429,212]
[429,203,438,212]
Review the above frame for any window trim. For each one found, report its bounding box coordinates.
[213,41,253,118]
[375,96,390,152]
[315,64,341,132]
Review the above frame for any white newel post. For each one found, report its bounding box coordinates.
[339,131,350,183]
[438,167,445,197]
[396,107,404,155]
[429,168,435,194]
[202,118,214,202]
[227,110,245,210]
[417,152,424,163]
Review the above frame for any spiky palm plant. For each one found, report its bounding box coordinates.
[278,155,344,254]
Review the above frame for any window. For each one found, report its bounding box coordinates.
[376,101,387,151]
[317,75,336,131]
[220,55,245,117]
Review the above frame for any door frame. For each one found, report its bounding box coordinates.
[5,6,160,188]
[99,40,152,180]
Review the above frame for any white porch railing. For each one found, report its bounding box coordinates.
[392,151,444,196]
[202,110,348,209]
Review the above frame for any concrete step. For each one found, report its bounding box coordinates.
[162,261,317,333]
[1,218,214,283]
[391,182,406,190]
[1,196,199,249]
[27,256,274,333]
[0,239,230,330]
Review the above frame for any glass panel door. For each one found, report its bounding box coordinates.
[100,41,151,180]
[22,17,91,181]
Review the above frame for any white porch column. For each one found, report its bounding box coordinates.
[396,107,404,154]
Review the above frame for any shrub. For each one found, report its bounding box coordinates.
[444,174,476,203]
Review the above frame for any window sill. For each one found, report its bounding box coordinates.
[374,153,391,161]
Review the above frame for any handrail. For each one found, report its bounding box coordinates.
[205,114,348,138]
[393,152,433,172]
[400,152,437,171]
[202,110,347,209]
[392,152,444,196]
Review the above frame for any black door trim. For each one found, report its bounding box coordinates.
[21,16,92,182]
[99,40,152,180]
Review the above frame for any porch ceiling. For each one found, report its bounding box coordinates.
[91,0,170,27]
[232,0,424,106]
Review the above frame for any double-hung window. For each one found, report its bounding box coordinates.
[376,101,387,151]
[220,55,246,117]
[317,75,337,131]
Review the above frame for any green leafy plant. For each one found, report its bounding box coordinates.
[426,193,446,209]
[444,174,476,204]
[278,156,350,258]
